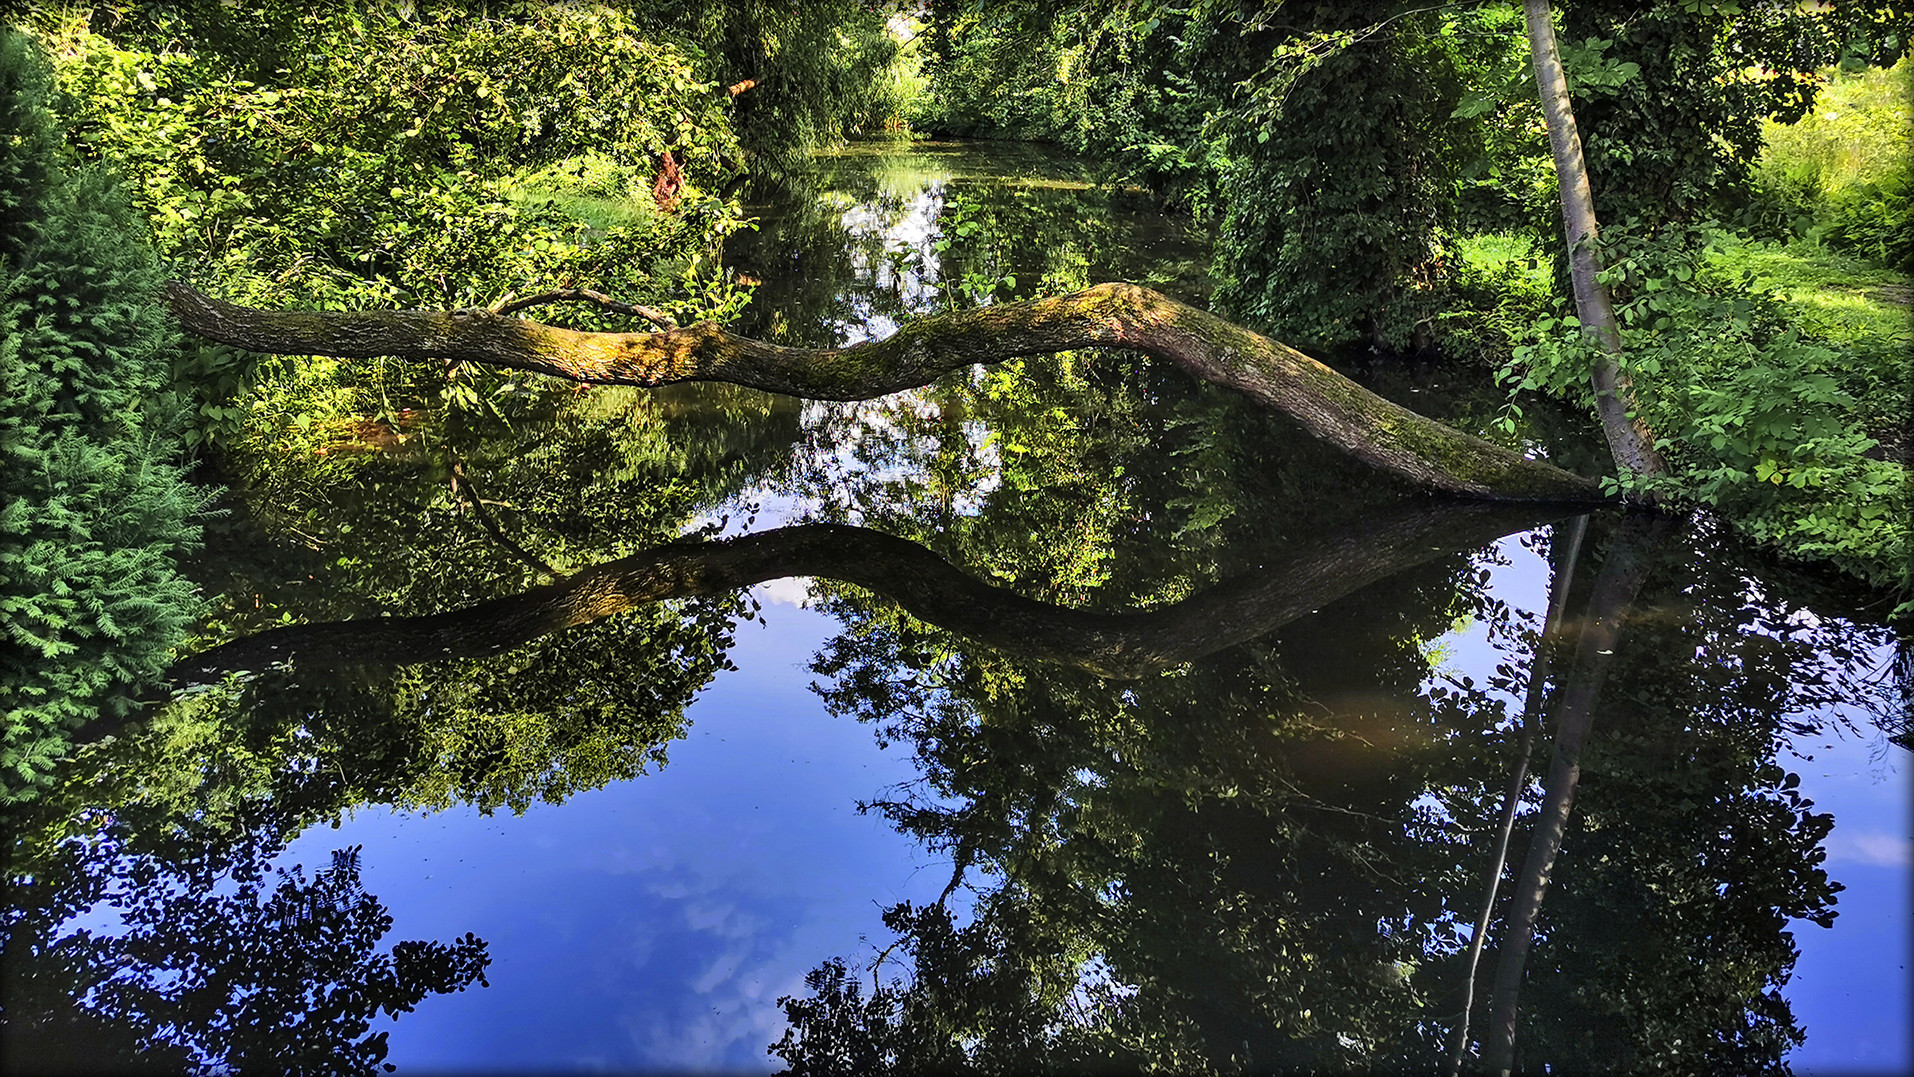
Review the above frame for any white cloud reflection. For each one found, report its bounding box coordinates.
[1824,829,1912,868]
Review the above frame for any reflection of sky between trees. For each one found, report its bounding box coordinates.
[45,143,1907,1072]
[1427,532,1908,1076]
[262,514,1907,1073]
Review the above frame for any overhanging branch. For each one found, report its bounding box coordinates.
[164,280,1604,502]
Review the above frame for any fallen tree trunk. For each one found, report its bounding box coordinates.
[165,281,1604,502]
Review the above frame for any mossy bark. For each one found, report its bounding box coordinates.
[167,280,1604,502]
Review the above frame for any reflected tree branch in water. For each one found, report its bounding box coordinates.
[1447,514,1587,1076]
[1483,511,1677,1076]
[164,280,1604,502]
[85,502,1572,743]
[448,462,558,580]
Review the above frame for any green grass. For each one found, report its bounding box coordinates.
[496,153,662,234]
[1709,232,1911,445]
[1759,58,1911,202]
[1752,58,1912,270]
[1454,232,1542,272]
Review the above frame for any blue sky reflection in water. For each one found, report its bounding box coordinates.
[288,523,1912,1074]
[285,593,948,1073]
[17,138,1907,1074]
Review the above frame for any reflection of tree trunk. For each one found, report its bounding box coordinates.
[84,503,1570,743]
[1522,0,1665,482]
[1447,514,1587,1076]
[1482,511,1674,1075]
[164,281,1602,502]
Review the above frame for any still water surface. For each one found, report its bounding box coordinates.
[12,139,1909,1073]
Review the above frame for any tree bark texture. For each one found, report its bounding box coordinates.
[1523,0,1667,482]
[1482,511,1675,1075]
[165,281,1604,503]
[95,502,1569,746]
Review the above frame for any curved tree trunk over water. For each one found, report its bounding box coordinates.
[165,281,1603,503]
[82,501,1569,743]
[1523,0,1666,483]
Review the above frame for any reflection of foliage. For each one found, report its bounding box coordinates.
[777,336,1499,1070]
[1,823,487,1074]
[23,378,797,876]
[198,382,800,655]
[771,336,1878,1072]
[383,606,740,814]
[728,140,1212,351]
[85,591,742,830]
[0,32,205,801]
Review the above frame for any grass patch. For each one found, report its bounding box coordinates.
[1708,232,1911,446]
[496,153,663,235]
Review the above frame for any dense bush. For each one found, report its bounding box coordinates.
[0,31,204,800]
[1498,223,1910,603]
[20,2,763,449]
[1210,11,1474,349]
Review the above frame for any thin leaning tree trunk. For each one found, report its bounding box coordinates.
[1446,513,1588,1076]
[1522,0,1665,482]
[164,281,1603,503]
[1481,512,1673,1075]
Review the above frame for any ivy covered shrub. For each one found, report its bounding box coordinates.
[1211,18,1472,350]
[0,31,204,800]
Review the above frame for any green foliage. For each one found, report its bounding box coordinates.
[922,2,1483,348]
[0,31,204,801]
[1498,223,1910,602]
[23,2,755,446]
[1752,58,1914,269]
[1211,8,1476,348]
[1703,233,1912,446]
[919,1,1233,213]
[656,0,915,174]
[1427,234,1558,367]
[1561,0,1912,226]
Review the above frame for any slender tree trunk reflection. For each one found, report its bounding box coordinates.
[1447,514,1587,1075]
[1482,512,1675,1075]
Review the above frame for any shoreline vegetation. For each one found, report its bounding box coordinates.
[3,6,1910,1073]
[3,4,1908,787]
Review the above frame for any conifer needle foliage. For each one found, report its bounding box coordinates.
[1,30,205,801]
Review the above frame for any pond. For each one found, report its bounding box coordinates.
[5,138,1907,1074]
